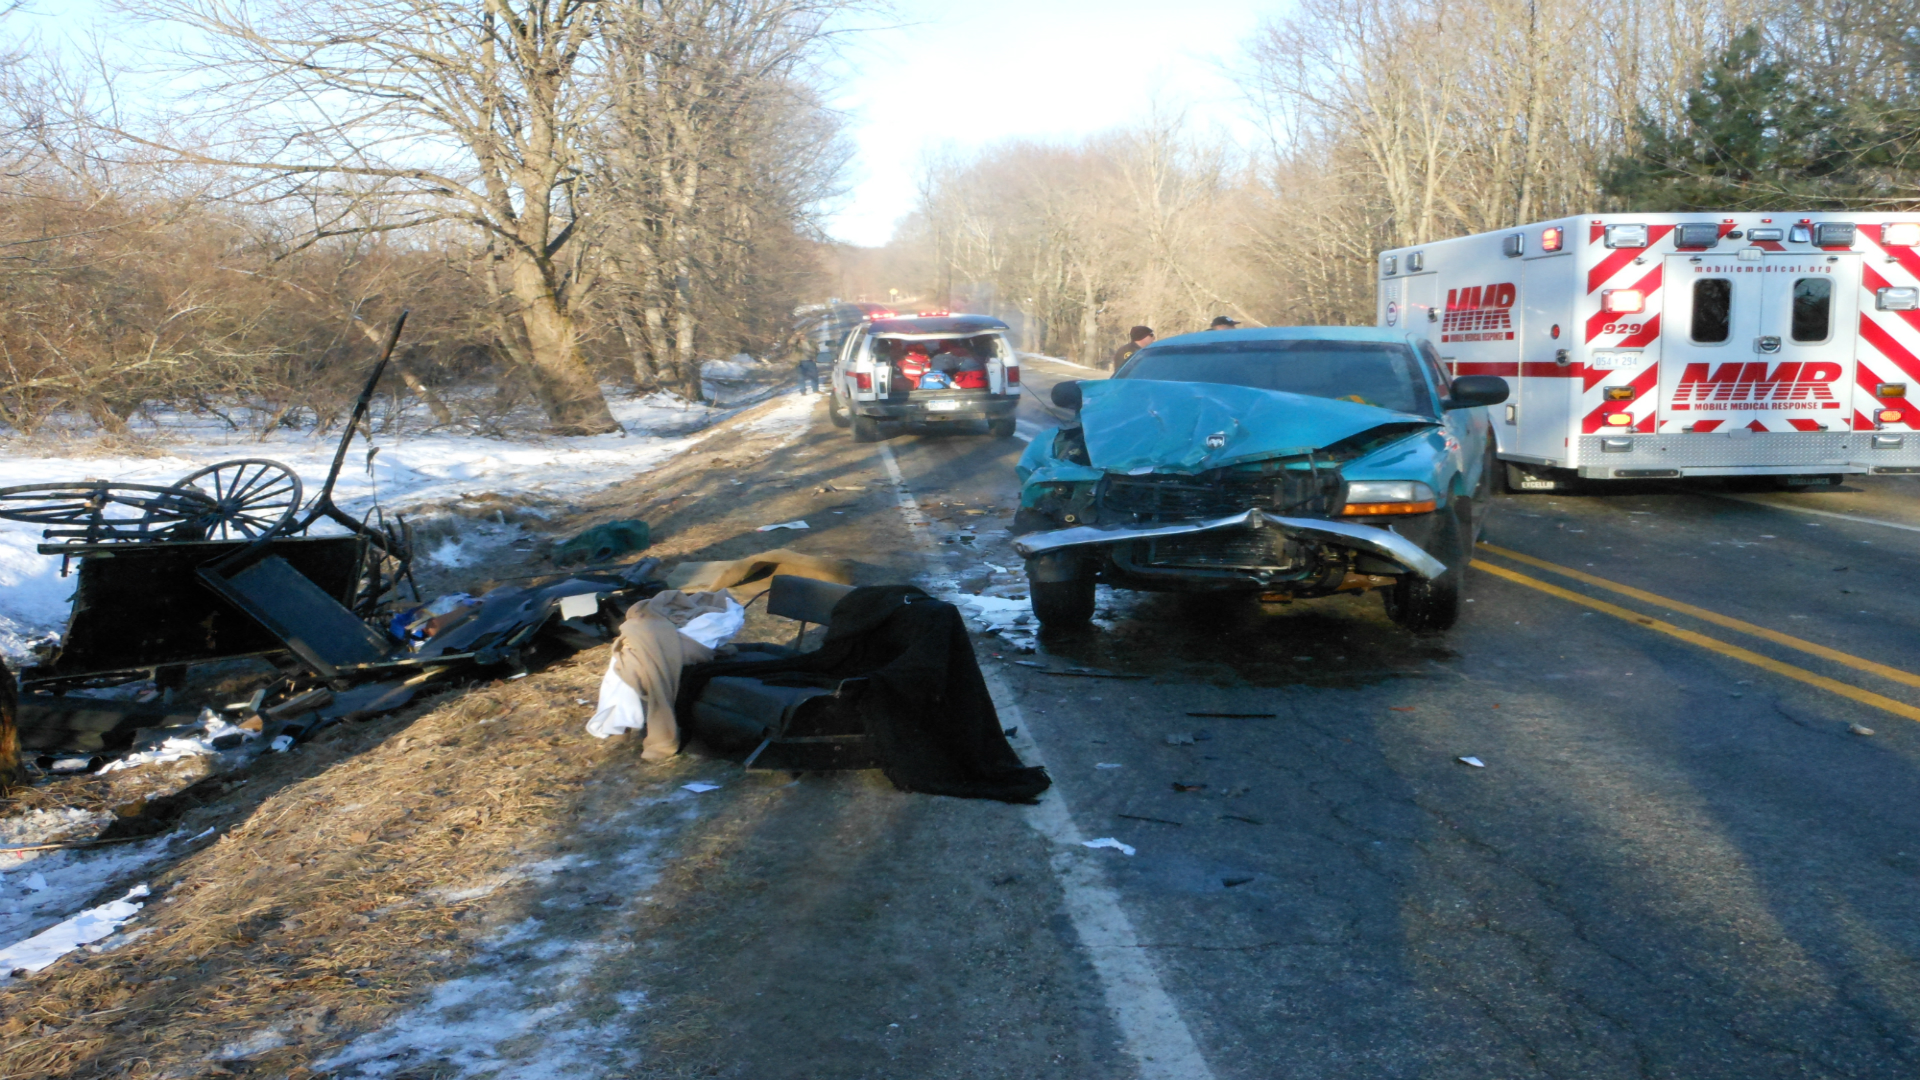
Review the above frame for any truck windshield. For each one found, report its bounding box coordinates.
[1118,339,1431,414]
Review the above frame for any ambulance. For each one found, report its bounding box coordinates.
[1376,214,1920,489]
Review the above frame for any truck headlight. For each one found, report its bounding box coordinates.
[1341,480,1437,516]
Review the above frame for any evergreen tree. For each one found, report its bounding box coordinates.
[1604,27,1864,209]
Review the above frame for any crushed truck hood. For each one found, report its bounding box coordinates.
[1077,379,1434,473]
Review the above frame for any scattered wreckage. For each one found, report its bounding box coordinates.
[1,314,665,768]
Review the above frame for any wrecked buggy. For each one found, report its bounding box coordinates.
[1013,327,1508,632]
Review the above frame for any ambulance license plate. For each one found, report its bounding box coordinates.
[925,400,961,412]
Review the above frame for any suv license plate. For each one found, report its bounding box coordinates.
[925,400,961,412]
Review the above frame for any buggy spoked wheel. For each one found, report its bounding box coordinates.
[0,480,220,544]
[168,459,303,541]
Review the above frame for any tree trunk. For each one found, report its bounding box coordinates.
[0,657,18,795]
[509,254,621,435]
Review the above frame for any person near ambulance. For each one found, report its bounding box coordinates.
[1207,315,1240,331]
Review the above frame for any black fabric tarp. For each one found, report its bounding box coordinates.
[678,585,1050,803]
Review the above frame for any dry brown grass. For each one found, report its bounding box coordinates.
[0,394,851,1078]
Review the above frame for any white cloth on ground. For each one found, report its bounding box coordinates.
[585,592,745,755]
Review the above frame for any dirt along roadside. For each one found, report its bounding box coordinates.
[0,394,1121,1080]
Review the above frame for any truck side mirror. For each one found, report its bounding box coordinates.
[1051,381,1084,411]
[1447,375,1509,410]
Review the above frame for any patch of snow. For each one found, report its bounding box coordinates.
[323,826,680,1079]
[210,1029,290,1061]
[0,825,186,952]
[0,884,148,979]
[98,710,260,774]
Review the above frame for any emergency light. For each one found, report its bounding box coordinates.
[1879,409,1904,424]
[1602,289,1645,314]
[1604,224,1648,248]
[1884,223,1920,247]
[1540,227,1564,252]
[1748,227,1784,241]
[1879,383,1908,398]
[1605,413,1634,426]
[1812,222,1856,247]
[917,310,950,317]
[1604,386,1636,401]
[1674,223,1721,249]
[1879,286,1920,311]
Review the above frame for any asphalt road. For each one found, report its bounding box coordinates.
[873,356,1920,1079]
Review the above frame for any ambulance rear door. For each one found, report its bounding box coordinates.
[1659,253,1859,433]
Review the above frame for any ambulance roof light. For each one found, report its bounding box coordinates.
[1882,222,1920,247]
[1812,222,1855,247]
[1541,226,1564,252]
[1674,223,1721,249]
[1604,223,1648,249]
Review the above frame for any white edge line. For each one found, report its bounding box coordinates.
[874,439,1217,1080]
[1712,493,1920,534]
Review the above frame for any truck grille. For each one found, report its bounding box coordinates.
[1140,529,1295,569]
[1100,464,1337,522]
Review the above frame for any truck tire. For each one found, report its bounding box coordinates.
[851,413,882,443]
[827,387,851,428]
[1027,552,1095,628]
[1383,509,1465,633]
[987,416,1017,438]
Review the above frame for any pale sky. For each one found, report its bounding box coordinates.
[822,0,1275,247]
[9,0,1278,249]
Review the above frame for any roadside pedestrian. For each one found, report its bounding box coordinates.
[791,331,821,394]
[1207,315,1240,331]
[1110,325,1153,369]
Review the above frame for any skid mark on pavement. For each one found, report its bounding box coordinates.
[875,440,1218,1080]
[1472,557,1920,724]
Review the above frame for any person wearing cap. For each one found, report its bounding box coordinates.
[1110,325,1154,369]
[1207,315,1240,330]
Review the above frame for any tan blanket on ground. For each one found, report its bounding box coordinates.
[663,547,854,603]
[608,590,733,762]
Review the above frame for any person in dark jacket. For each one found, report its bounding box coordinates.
[1110,325,1153,369]
[1207,315,1240,330]
[791,332,821,394]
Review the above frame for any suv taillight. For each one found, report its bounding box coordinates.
[1006,366,1020,386]
[853,372,872,390]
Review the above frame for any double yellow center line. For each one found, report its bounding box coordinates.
[1471,542,1920,723]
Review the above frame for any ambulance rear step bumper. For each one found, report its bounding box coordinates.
[1566,431,1920,478]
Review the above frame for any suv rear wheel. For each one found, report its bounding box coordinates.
[827,386,851,428]
[851,413,882,443]
[987,417,1017,438]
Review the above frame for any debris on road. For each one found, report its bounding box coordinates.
[664,547,853,603]
[1165,732,1196,745]
[680,582,1049,802]
[1172,782,1206,792]
[755,520,811,532]
[1118,813,1183,826]
[1081,837,1136,856]
[683,781,722,793]
[551,519,651,566]
[1459,756,1487,767]
[1850,723,1876,736]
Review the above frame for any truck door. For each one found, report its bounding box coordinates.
[1659,254,1859,432]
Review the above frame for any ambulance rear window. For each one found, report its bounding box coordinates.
[1691,279,1732,343]
[1792,278,1832,342]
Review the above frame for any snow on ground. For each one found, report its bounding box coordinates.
[308,794,703,1077]
[0,807,189,959]
[0,389,814,661]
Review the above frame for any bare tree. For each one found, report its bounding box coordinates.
[124,0,623,433]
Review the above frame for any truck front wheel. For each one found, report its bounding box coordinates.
[1382,509,1465,633]
[1027,552,1095,628]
